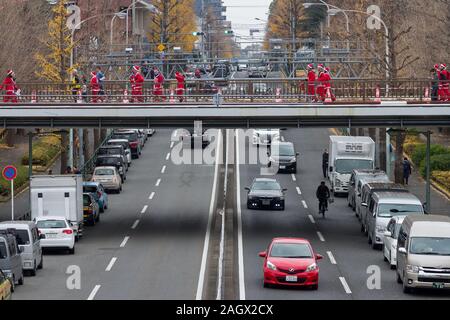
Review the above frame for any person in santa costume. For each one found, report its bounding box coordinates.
[153,68,165,102]
[316,64,327,102]
[90,71,100,103]
[130,65,145,103]
[323,67,336,102]
[440,63,450,101]
[175,71,185,103]
[306,64,317,102]
[1,70,19,103]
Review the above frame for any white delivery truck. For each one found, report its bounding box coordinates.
[30,175,84,240]
[328,136,375,194]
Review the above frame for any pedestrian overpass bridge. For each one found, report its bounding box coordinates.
[1,103,449,129]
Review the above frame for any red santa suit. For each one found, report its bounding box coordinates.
[153,72,165,101]
[323,68,336,102]
[307,65,317,101]
[90,72,100,103]
[130,66,145,103]
[317,69,327,101]
[441,64,450,101]
[1,71,18,103]
[175,72,185,102]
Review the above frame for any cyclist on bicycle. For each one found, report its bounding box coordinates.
[316,181,331,212]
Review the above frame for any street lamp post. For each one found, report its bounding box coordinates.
[125,0,159,47]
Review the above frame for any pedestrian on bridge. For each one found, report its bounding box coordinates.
[323,67,336,102]
[431,66,440,101]
[130,65,144,103]
[153,69,165,102]
[96,66,106,102]
[307,64,318,102]
[90,71,100,103]
[0,70,18,103]
[71,69,82,102]
[317,65,326,102]
[175,71,185,102]
[440,64,450,101]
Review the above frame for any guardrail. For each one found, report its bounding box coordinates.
[2,78,446,104]
[79,130,114,179]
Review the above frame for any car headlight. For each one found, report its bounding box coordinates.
[335,179,342,187]
[306,263,318,272]
[267,261,277,271]
[406,265,420,273]
[376,226,386,233]
[289,158,296,163]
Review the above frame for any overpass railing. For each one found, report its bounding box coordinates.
[1,78,444,104]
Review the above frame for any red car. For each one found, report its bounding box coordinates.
[259,238,323,290]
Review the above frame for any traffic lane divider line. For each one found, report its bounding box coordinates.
[308,215,316,224]
[166,153,171,161]
[131,220,140,230]
[155,178,161,186]
[296,187,302,195]
[120,236,130,248]
[105,257,117,272]
[317,231,325,242]
[149,192,155,200]
[161,165,166,174]
[87,285,101,300]
[141,205,148,214]
[339,277,352,294]
[302,200,308,209]
[327,251,337,265]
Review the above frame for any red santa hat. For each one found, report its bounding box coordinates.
[91,71,96,77]
[7,69,13,76]
[325,67,331,72]
[434,64,440,70]
[307,64,314,70]
[441,63,447,70]
[133,65,140,72]
[318,64,324,70]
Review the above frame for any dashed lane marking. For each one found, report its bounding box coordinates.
[155,178,161,187]
[296,187,302,195]
[339,277,352,294]
[131,220,140,230]
[317,231,325,242]
[105,257,117,272]
[291,174,297,182]
[302,200,308,209]
[87,285,101,300]
[166,153,171,161]
[327,251,337,265]
[161,165,166,174]
[141,205,148,214]
[308,215,316,224]
[149,192,155,200]
[120,236,130,248]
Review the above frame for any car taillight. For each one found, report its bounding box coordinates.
[63,229,73,235]
[97,191,102,198]
[130,141,138,147]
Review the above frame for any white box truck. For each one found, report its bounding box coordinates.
[328,136,375,194]
[30,175,84,240]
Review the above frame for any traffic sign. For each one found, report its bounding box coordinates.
[157,44,166,52]
[2,165,17,181]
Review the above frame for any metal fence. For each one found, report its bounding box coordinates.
[0,78,445,104]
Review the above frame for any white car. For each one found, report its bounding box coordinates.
[92,166,122,193]
[383,216,406,269]
[35,217,75,254]
[253,129,281,146]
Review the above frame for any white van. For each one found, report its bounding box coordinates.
[0,221,43,276]
[397,215,450,293]
[0,231,24,289]
[348,169,389,214]
[365,191,424,250]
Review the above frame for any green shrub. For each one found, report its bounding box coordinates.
[0,166,29,197]
[404,142,423,157]
[21,135,61,167]
[432,171,450,191]
[412,144,450,167]
[420,154,450,177]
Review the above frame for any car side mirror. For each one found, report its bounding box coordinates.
[361,203,368,208]
[398,247,407,255]
[39,234,45,240]
[282,188,288,192]
[259,251,267,258]
[296,152,300,157]
[384,231,392,238]
[315,254,323,260]
[245,187,250,191]
[357,193,361,197]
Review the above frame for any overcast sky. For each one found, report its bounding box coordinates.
[223,0,272,44]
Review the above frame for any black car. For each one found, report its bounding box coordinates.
[95,155,126,182]
[111,131,141,159]
[268,142,299,173]
[245,178,287,210]
[98,146,128,172]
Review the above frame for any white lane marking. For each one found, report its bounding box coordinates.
[161,165,166,174]
[149,192,155,200]
[170,142,174,148]
[291,174,297,182]
[296,187,302,195]
[87,285,101,300]
[166,153,171,161]
[302,200,308,209]
[155,178,161,187]
[236,129,246,300]
[339,277,352,294]
[120,236,130,248]
[196,129,222,301]
[105,257,117,272]
[308,215,316,224]
[131,220,140,230]
[317,231,325,242]
[327,251,337,265]
[141,205,148,214]
[281,136,285,142]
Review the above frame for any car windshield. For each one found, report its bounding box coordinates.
[252,180,281,191]
[272,144,294,157]
[99,148,121,156]
[112,133,138,141]
[108,141,129,149]
[36,220,66,229]
[83,195,91,206]
[97,158,119,166]
[270,243,313,258]
[94,169,115,176]
[14,229,30,245]
[410,237,450,256]
[83,186,97,193]
[377,204,423,218]
[0,242,7,259]
[335,159,373,174]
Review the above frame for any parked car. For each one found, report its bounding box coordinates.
[116,129,145,149]
[347,169,389,212]
[396,215,450,293]
[35,216,75,254]
[246,178,287,210]
[106,139,132,167]
[383,216,406,269]
[83,193,100,226]
[0,269,12,299]
[0,221,43,276]
[83,182,109,213]
[364,191,425,250]
[98,145,129,172]
[92,166,122,193]
[259,238,323,289]
[96,155,126,183]
[111,131,141,159]
[0,231,24,288]
[268,141,299,173]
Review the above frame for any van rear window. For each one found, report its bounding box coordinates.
[14,230,30,245]
[0,242,7,259]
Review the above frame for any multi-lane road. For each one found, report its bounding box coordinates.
[7,128,450,300]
